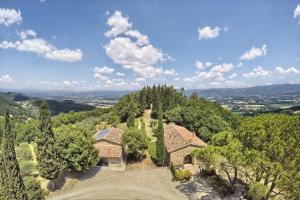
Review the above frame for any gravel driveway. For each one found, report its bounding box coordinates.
[47,167,188,200]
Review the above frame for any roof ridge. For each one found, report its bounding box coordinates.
[170,123,190,144]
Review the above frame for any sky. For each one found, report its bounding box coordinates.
[0,0,300,91]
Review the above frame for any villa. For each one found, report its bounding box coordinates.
[164,123,207,166]
[94,128,124,167]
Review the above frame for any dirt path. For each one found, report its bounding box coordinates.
[47,168,187,200]
[29,144,49,190]
[144,109,155,141]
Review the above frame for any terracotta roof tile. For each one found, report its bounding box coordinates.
[94,144,122,158]
[164,123,206,153]
[94,127,122,145]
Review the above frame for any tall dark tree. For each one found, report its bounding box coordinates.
[156,105,165,166]
[36,101,61,183]
[1,110,28,200]
[151,85,160,118]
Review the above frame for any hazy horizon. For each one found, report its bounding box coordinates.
[1,1,300,91]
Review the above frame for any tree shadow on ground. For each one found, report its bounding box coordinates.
[47,167,101,192]
[176,172,247,200]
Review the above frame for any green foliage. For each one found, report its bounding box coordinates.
[148,141,157,160]
[122,128,148,160]
[19,160,36,177]
[165,98,233,142]
[23,176,44,200]
[33,99,95,116]
[174,169,193,182]
[155,106,165,166]
[14,120,39,145]
[194,114,300,200]
[36,101,61,180]
[16,142,33,160]
[248,183,268,200]
[170,162,176,178]
[55,125,98,172]
[1,110,28,199]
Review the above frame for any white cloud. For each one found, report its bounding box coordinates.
[185,63,234,82]
[94,66,115,74]
[236,62,243,67]
[135,77,146,82]
[104,37,164,78]
[205,62,213,67]
[174,77,180,81]
[44,49,82,62]
[116,72,125,76]
[0,38,83,62]
[294,4,300,19]
[243,66,270,78]
[198,26,222,40]
[240,44,267,60]
[228,73,237,79]
[164,68,178,76]
[0,74,13,83]
[105,10,132,37]
[125,30,149,46]
[275,66,300,75]
[94,73,109,81]
[195,60,204,69]
[0,8,22,26]
[19,30,37,40]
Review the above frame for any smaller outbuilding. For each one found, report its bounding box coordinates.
[94,128,124,167]
[164,123,207,167]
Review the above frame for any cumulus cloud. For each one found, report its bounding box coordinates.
[228,73,237,79]
[240,44,267,60]
[44,49,82,62]
[0,8,22,26]
[116,72,125,76]
[275,66,300,75]
[198,26,224,40]
[164,68,178,76]
[94,73,109,81]
[0,37,83,62]
[105,10,132,37]
[0,74,13,83]
[94,66,115,74]
[104,37,164,78]
[19,30,37,40]
[294,4,300,19]
[243,66,270,78]
[104,11,170,78]
[135,77,146,82]
[125,30,149,46]
[184,63,234,82]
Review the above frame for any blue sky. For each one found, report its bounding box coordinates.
[0,0,300,91]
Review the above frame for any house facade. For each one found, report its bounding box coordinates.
[94,128,124,167]
[164,123,206,166]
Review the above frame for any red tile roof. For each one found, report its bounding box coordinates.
[164,123,206,153]
[95,127,122,145]
[94,143,122,158]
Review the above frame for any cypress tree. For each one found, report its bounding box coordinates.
[36,101,61,183]
[156,104,165,166]
[1,110,28,200]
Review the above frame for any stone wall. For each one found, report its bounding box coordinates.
[169,145,203,166]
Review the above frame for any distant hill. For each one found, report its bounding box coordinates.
[189,84,300,97]
[0,92,95,117]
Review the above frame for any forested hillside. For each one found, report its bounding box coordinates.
[0,92,95,118]
[0,85,299,200]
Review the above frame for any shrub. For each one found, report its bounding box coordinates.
[16,142,33,160]
[23,176,45,200]
[174,169,192,182]
[148,141,157,160]
[19,160,36,177]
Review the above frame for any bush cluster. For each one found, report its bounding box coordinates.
[174,169,193,182]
